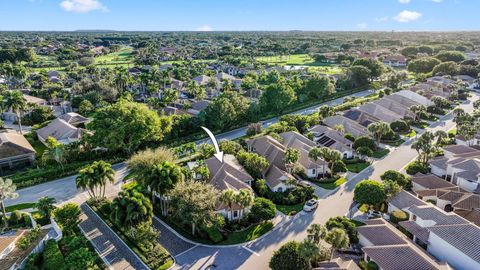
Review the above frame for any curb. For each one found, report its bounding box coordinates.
[154,213,288,250]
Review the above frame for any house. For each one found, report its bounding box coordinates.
[186,100,210,116]
[382,55,407,67]
[246,135,295,192]
[2,94,48,122]
[449,158,480,193]
[343,109,380,127]
[204,154,254,221]
[399,204,480,270]
[279,131,329,178]
[0,130,36,174]
[36,118,89,145]
[0,230,25,260]
[387,190,427,213]
[411,173,456,192]
[384,93,422,108]
[372,97,416,119]
[58,112,90,127]
[358,219,450,270]
[309,125,355,159]
[321,115,370,138]
[429,145,480,178]
[357,103,403,123]
[396,90,433,107]
[313,258,360,270]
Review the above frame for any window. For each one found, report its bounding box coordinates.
[233,210,238,218]
[311,169,316,175]
[277,187,283,192]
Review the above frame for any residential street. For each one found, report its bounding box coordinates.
[5,92,478,270]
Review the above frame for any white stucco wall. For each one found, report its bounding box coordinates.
[428,232,480,270]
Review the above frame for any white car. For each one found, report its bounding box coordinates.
[303,199,318,212]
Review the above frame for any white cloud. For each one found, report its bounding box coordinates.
[356,23,367,29]
[393,10,422,22]
[376,16,389,22]
[196,25,213,31]
[398,0,411,4]
[60,0,108,13]
[431,0,442,2]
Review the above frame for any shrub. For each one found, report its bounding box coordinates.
[326,216,359,243]
[380,170,412,189]
[269,241,309,270]
[354,180,386,206]
[344,133,355,142]
[16,226,42,250]
[405,160,429,175]
[65,247,97,270]
[23,253,42,270]
[205,226,223,243]
[52,203,81,235]
[332,160,347,173]
[246,122,263,136]
[43,239,65,270]
[249,197,276,223]
[390,210,409,224]
[390,120,409,133]
[353,136,376,150]
[8,210,24,226]
[359,260,379,270]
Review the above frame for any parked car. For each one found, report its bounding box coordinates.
[303,199,318,212]
[367,210,382,219]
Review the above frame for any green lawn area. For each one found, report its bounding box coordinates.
[402,129,417,138]
[94,46,134,65]
[346,162,371,173]
[255,54,344,74]
[314,177,347,190]
[6,202,36,212]
[371,148,390,159]
[382,139,406,147]
[276,203,304,216]
[219,222,274,245]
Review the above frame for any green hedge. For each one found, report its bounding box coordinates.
[42,239,65,270]
[390,210,409,224]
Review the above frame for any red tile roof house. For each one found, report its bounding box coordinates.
[188,154,254,221]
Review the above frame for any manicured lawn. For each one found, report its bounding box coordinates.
[346,162,371,173]
[256,54,344,73]
[5,202,36,212]
[382,139,406,147]
[276,203,304,216]
[371,148,390,159]
[314,177,347,190]
[94,46,134,65]
[219,222,274,245]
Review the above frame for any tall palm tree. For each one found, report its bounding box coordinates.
[35,196,56,219]
[309,147,326,176]
[316,147,342,176]
[235,189,254,220]
[0,178,18,217]
[219,189,236,220]
[367,122,391,148]
[307,223,327,245]
[298,239,321,269]
[4,90,27,134]
[325,228,350,258]
[144,161,184,216]
[95,161,115,198]
[283,148,300,173]
[75,160,115,200]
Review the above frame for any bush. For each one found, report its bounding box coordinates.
[246,122,263,136]
[326,216,359,243]
[332,160,347,173]
[8,210,24,226]
[359,260,379,270]
[380,170,412,189]
[353,136,376,150]
[354,180,386,206]
[205,226,223,243]
[390,120,410,133]
[405,160,429,175]
[344,133,355,142]
[269,241,309,270]
[24,253,42,270]
[52,203,81,235]
[249,197,276,223]
[16,226,42,250]
[42,239,65,270]
[64,247,97,270]
[390,210,409,224]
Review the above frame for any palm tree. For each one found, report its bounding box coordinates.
[95,161,115,198]
[434,130,449,146]
[307,223,327,245]
[42,137,66,169]
[325,228,349,258]
[4,90,27,134]
[315,147,342,176]
[367,122,391,148]
[309,147,326,176]
[235,189,254,220]
[219,189,236,220]
[284,148,300,173]
[75,161,115,200]
[0,178,18,217]
[35,197,56,219]
[410,105,426,122]
[298,239,321,269]
[144,161,184,216]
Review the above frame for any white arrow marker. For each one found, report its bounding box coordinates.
[201,126,224,163]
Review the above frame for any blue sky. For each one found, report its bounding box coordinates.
[1,0,478,31]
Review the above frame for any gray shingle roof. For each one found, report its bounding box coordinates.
[428,224,480,263]
[362,245,446,270]
[389,190,427,210]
